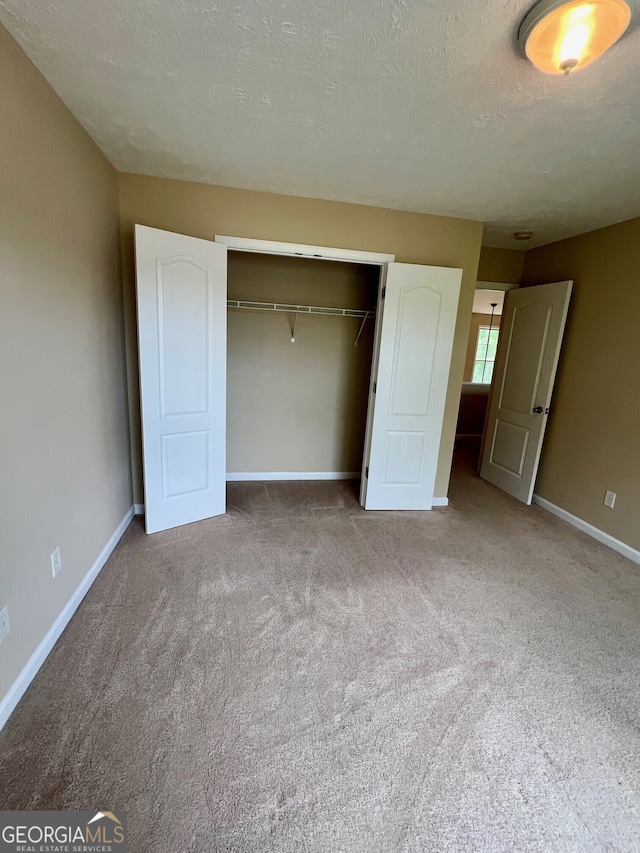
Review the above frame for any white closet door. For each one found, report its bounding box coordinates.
[362,262,462,510]
[135,225,227,533]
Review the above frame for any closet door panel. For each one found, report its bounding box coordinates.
[135,225,227,533]
[363,262,462,510]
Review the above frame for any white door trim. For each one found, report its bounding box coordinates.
[215,235,395,265]
[476,280,520,291]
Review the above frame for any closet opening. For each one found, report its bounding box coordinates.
[225,250,382,485]
[136,225,460,531]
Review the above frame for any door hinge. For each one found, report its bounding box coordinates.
[373,382,377,393]
[365,466,369,478]
[381,286,386,298]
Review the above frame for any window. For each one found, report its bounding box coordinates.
[473,326,499,383]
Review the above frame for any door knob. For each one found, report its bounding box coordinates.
[532,406,543,413]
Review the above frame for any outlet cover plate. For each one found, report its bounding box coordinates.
[51,546,62,577]
[0,605,9,643]
[604,490,616,509]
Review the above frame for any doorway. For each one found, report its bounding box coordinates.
[455,285,513,469]
[225,250,380,482]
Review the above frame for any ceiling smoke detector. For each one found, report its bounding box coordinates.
[518,0,632,75]
[514,230,534,240]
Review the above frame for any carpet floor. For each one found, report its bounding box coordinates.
[2,449,640,852]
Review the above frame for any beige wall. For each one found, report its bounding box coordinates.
[463,313,502,382]
[477,246,525,284]
[0,26,132,702]
[227,253,377,473]
[522,217,640,550]
[118,173,484,502]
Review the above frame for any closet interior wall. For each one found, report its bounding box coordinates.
[227,252,378,477]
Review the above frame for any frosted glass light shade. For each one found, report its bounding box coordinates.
[518,0,631,74]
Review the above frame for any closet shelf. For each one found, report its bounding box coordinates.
[227,299,375,319]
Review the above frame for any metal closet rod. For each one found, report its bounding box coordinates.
[226,300,375,345]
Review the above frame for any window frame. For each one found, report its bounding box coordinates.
[472,325,499,384]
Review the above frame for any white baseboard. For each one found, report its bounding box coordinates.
[134,503,144,515]
[0,506,135,732]
[226,471,360,482]
[432,497,449,507]
[532,495,640,565]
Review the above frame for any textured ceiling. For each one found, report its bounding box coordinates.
[2,0,639,248]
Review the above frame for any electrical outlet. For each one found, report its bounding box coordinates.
[0,606,9,643]
[51,546,62,577]
[604,490,616,509]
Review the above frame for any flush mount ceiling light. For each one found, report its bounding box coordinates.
[518,0,632,74]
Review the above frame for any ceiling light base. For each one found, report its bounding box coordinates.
[518,0,632,75]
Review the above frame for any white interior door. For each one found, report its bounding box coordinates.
[135,225,228,533]
[480,280,572,504]
[362,262,462,510]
